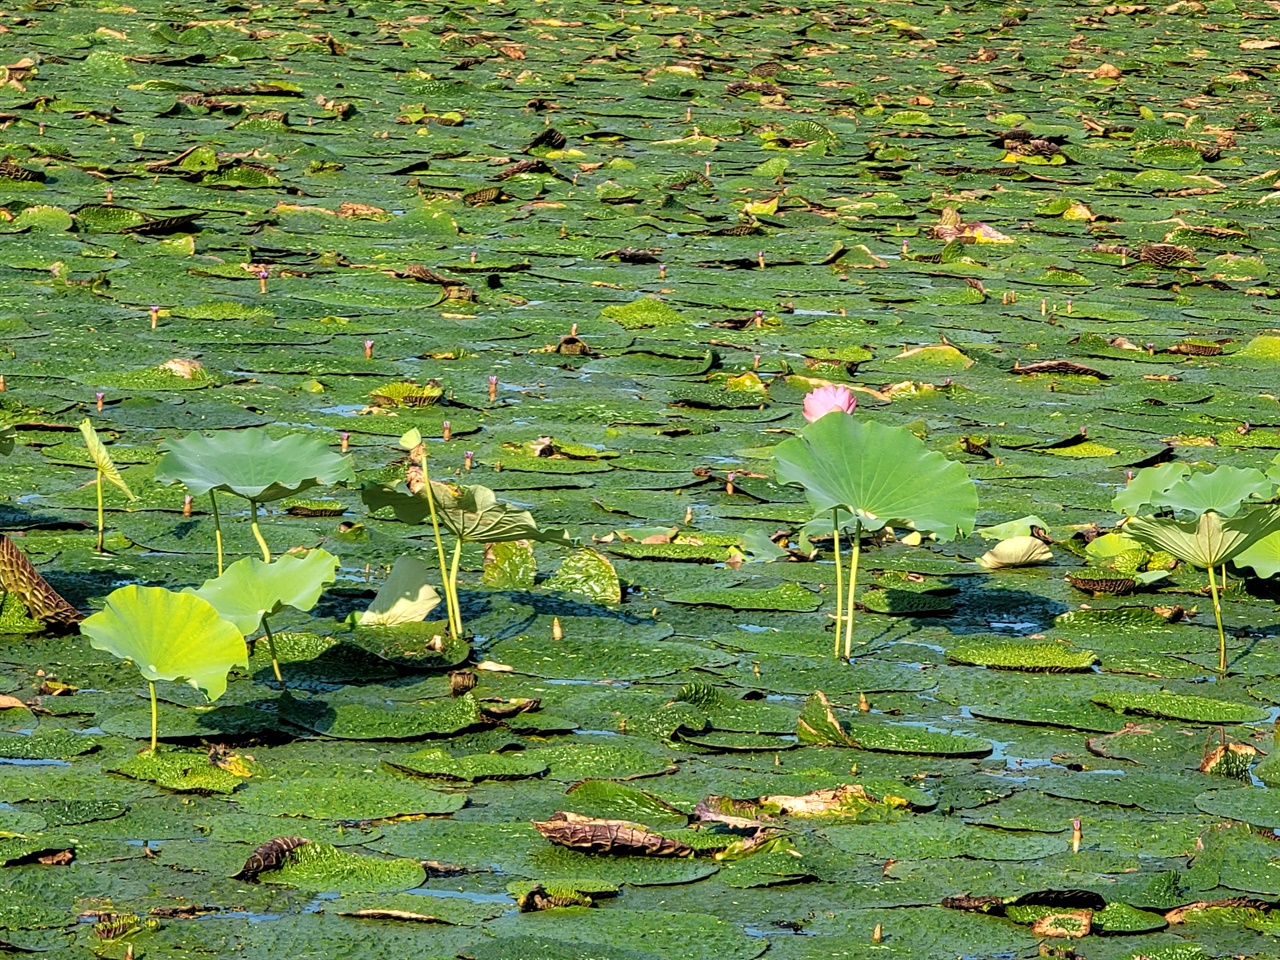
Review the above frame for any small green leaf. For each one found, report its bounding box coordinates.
[77,419,136,500]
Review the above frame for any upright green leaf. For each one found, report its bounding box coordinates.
[78,419,136,500]
[155,429,355,502]
[773,417,977,539]
[1124,508,1280,569]
[1115,464,1272,518]
[190,549,340,635]
[79,586,247,700]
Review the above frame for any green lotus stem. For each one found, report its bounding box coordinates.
[209,490,224,576]
[1208,562,1227,674]
[261,614,284,684]
[249,499,271,564]
[448,536,465,638]
[148,680,158,753]
[843,520,862,660]
[95,469,105,554]
[832,508,843,659]
[419,450,457,639]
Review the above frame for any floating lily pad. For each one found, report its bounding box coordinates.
[259,842,426,893]
[237,776,464,820]
[1090,691,1269,724]
[664,583,821,612]
[946,642,1098,671]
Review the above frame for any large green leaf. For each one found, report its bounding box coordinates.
[190,549,339,635]
[155,428,355,502]
[773,417,976,539]
[1124,507,1280,569]
[1115,464,1272,518]
[365,480,571,544]
[79,585,248,700]
[77,419,135,500]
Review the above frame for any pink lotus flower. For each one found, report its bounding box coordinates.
[803,385,857,423]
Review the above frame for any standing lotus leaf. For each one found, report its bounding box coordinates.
[775,415,976,659]
[1123,509,1280,571]
[155,429,355,502]
[156,428,355,570]
[774,417,977,539]
[1115,463,1272,518]
[79,586,248,749]
[430,482,572,545]
[191,550,340,636]
[191,549,339,684]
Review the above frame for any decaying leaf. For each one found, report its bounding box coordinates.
[233,837,311,881]
[532,812,693,857]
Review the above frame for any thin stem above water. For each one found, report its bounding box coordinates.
[249,499,271,564]
[209,490,224,576]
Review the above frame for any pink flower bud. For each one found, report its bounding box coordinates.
[802,385,857,423]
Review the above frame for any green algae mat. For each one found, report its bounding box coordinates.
[6,0,1280,957]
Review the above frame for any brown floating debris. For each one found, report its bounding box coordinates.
[233,836,311,881]
[532,812,693,857]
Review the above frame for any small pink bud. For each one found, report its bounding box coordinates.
[658,264,667,280]
[464,451,474,470]
[442,420,452,442]
[488,376,498,402]
[95,392,104,412]
[183,495,192,517]
[364,340,374,359]
[340,432,349,453]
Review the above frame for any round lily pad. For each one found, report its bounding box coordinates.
[946,642,1098,672]
[236,776,464,820]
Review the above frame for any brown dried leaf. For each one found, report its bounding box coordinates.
[0,535,83,629]
[531,812,692,857]
[338,909,456,923]
[1010,360,1110,379]
[233,837,311,881]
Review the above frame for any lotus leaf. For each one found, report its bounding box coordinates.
[1115,464,1271,518]
[386,748,548,782]
[259,842,426,893]
[774,416,977,540]
[1124,510,1280,569]
[278,691,483,739]
[192,549,339,635]
[946,642,1098,671]
[155,429,355,501]
[111,750,245,794]
[543,547,621,603]
[1091,691,1268,724]
[976,536,1053,569]
[237,776,464,819]
[80,586,247,703]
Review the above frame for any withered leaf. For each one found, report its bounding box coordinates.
[1010,360,1110,379]
[338,909,456,923]
[233,837,310,881]
[0,535,83,629]
[532,812,692,857]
